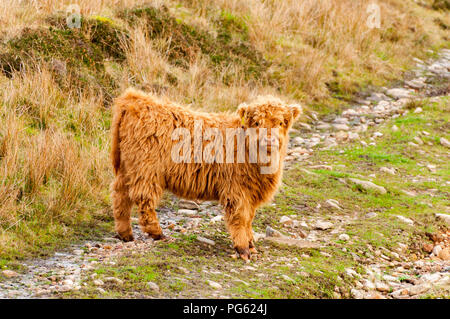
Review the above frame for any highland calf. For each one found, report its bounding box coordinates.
[111,88,302,260]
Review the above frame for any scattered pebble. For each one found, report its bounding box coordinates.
[147,282,160,291]
[93,280,104,286]
[314,221,334,230]
[348,178,387,194]
[207,280,222,289]
[196,236,215,246]
[396,215,414,225]
[1,270,19,278]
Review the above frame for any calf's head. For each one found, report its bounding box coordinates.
[238,96,302,169]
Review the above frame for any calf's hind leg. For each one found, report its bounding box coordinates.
[112,173,134,242]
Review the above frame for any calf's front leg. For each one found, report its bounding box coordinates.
[138,202,164,240]
[224,200,252,261]
[134,184,164,240]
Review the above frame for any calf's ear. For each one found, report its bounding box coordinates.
[288,103,302,120]
[237,103,248,125]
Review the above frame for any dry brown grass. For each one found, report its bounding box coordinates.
[0,69,111,257]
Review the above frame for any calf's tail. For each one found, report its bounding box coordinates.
[111,97,126,175]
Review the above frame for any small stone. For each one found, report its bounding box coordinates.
[266,226,283,238]
[373,132,383,138]
[339,234,350,241]
[351,289,364,299]
[432,245,442,256]
[178,209,197,216]
[413,136,424,145]
[391,289,409,298]
[73,249,84,256]
[345,268,358,277]
[367,92,389,102]
[59,285,73,292]
[375,281,390,292]
[93,279,104,286]
[392,125,399,132]
[292,136,304,145]
[280,216,293,226]
[316,123,332,130]
[396,215,414,225]
[210,215,223,223]
[147,281,160,291]
[380,167,396,175]
[196,236,215,246]
[436,213,450,225]
[1,270,19,278]
[438,248,450,261]
[96,288,106,294]
[402,190,417,197]
[348,178,387,194]
[314,221,334,230]
[421,273,441,283]
[348,132,360,141]
[365,212,378,219]
[62,279,74,286]
[104,277,123,285]
[208,280,222,289]
[325,199,342,210]
[440,137,450,148]
[413,107,423,114]
[405,79,425,89]
[363,280,375,290]
[386,88,412,99]
[408,283,431,296]
[253,232,265,242]
[332,123,350,131]
[299,123,312,131]
[244,265,257,271]
[178,200,199,210]
[281,275,295,283]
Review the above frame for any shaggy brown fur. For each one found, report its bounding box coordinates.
[111,88,301,260]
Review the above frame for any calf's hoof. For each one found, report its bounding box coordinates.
[149,232,166,240]
[235,246,251,262]
[249,247,258,254]
[115,233,134,242]
[140,223,164,240]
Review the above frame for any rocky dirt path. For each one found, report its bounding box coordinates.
[1,49,449,299]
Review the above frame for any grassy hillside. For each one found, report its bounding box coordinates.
[0,0,448,261]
